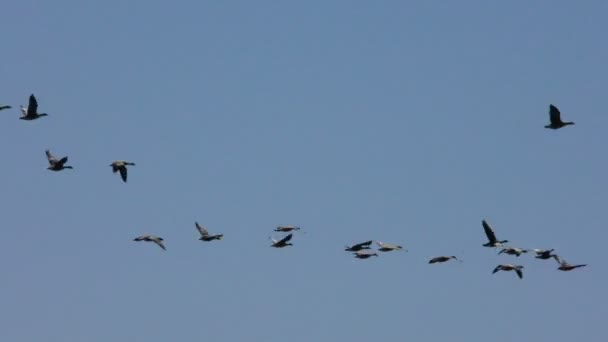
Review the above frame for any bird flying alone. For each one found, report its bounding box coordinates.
[376,241,405,252]
[345,240,373,252]
[270,233,293,248]
[553,255,586,271]
[20,94,48,120]
[498,247,529,257]
[45,150,73,171]
[492,264,524,279]
[545,104,574,129]
[195,222,223,241]
[110,160,135,183]
[482,220,508,248]
[353,250,378,259]
[533,249,557,260]
[429,256,458,264]
[274,225,301,232]
[133,234,166,250]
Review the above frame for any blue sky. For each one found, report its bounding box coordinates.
[1,1,607,341]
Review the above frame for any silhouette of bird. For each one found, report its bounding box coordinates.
[275,225,301,232]
[482,220,508,248]
[353,250,378,259]
[429,256,458,264]
[375,241,405,252]
[533,249,557,260]
[545,104,574,129]
[110,161,135,183]
[492,264,524,279]
[195,222,223,241]
[345,240,373,252]
[498,247,529,257]
[270,233,293,248]
[20,94,48,120]
[45,150,73,171]
[0,105,11,111]
[133,234,166,250]
[553,255,586,271]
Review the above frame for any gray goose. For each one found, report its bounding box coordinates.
[492,264,524,279]
[45,150,73,171]
[133,234,166,250]
[498,247,529,257]
[195,222,223,241]
[353,250,378,259]
[553,255,587,271]
[275,225,301,232]
[376,241,405,252]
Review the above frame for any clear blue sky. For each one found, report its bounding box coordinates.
[1,1,606,341]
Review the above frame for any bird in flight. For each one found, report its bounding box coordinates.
[110,160,135,183]
[429,256,459,264]
[482,220,508,248]
[545,104,574,130]
[20,94,48,120]
[195,222,223,241]
[270,233,293,248]
[533,248,557,260]
[274,225,301,233]
[498,247,529,257]
[345,240,373,252]
[353,250,378,259]
[133,234,166,250]
[492,264,524,279]
[553,255,586,271]
[45,150,73,171]
[375,241,405,252]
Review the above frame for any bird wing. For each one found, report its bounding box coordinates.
[195,222,209,237]
[515,268,523,279]
[45,150,58,163]
[153,238,166,250]
[278,233,293,244]
[549,104,562,124]
[355,240,373,249]
[492,265,501,274]
[119,166,128,182]
[482,220,497,243]
[27,94,38,116]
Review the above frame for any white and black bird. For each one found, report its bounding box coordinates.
[345,240,373,252]
[482,220,508,248]
[133,234,166,250]
[492,264,524,279]
[110,161,135,183]
[20,94,48,120]
[275,225,301,233]
[545,104,574,130]
[195,222,223,241]
[45,150,73,171]
[270,233,293,248]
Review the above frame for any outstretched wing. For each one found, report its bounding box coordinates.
[355,240,373,249]
[195,222,209,237]
[153,238,166,250]
[27,94,38,116]
[278,233,293,244]
[45,150,57,163]
[482,220,497,243]
[515,268,523,279]
[119,166,128,182]
[549,104,562,124]
[492,265,501,274]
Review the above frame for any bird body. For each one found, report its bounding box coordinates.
[553,255,586,271]
[482,220,508,247]
[429,256,458,264]
[275,225,301,232]
[195,222,223,241]
[498,247,529,257]
[492,264,524,279]
[345,240,373,252]
[45,150,73,171]
[533,249,557,260]
[20,94,48,120]
[353,250,378,259]
[271,233,293,248]
[545,104,574,129]
[110,160,135,183]
[133,234,166,250]
[376,241,405,252]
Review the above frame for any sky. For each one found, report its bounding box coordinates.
[1,1,607,341]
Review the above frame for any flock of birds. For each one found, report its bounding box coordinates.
[0,94,587,280]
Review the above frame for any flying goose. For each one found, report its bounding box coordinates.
[45,150,73,171]
[533,249,557,260]
[20,94,48,120]
[498,247,529,257]
[376,241,405,252]
[482,220,508,248]
[345,240,373,252]
[553,255,587,271]
[429,256,459,264]
[110,160,135,183]
[195,222,223,241]
[492,264,524,279]
[0,105,11,111]
[133,234,166,250]
[270,233,293,248]
[275,225,301,232]
[545,104,574,129]
[353,250,378,259]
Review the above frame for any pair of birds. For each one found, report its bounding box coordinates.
[492,256,587,280]
[270,226,303,247]
[44,150,135,183]
[344,240,405,259]
[133,222,224,250]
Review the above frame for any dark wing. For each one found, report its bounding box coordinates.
[492,265,501,274]
[278,233,293,244]
[195,222,209,237]
[59,156,68,165]
[482,220,497,243]
[549,104,562,124]
[354,240,373,249]
[28,94,38,116]
[153,238,166,250]
[515,268,523,279]
[45,150,57,163]
[119,166,128,182]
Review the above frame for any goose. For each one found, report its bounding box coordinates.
[375,241,405,252]
[492,264,524,279]
[275,225,301,232]
[429,256,459,264]
[345,240,373,252]
[195,222,223,241]
[498,247,529,257]
[45,150,73,171]
[0,105,11,111]
[20,94,48,120]
[133,234,166,250]
[553,255,586,271]
[110,161,135,183]
[353,250,378,259]
[270,233,293,248]
[545,104,574,129]
[482,219,508,248]
[533,249,557,260]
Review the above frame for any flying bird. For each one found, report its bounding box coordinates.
[20,94,48,120]
[353,250,378,259]
[545,104,574,129]
[0,105,11,111]
[492,264,524,279]
[429,256,459,264]
[133,234,166,250]
[195,222,223,241]
[110,160,135,183]
[45,150,73,171]
[553,255,586,271]
[345,240,373,252]
[270,233,293,248]
[498,247,529,257]
[375,241,405,252]
[482,219,508,248]
[275,225,301,232]
[533,249,557,260]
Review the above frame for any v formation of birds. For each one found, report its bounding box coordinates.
[2,94,586,280]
